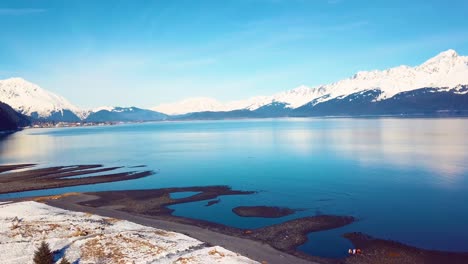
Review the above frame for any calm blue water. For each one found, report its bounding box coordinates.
[1,118,468,258]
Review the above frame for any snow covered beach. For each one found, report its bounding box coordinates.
[0,201,258,264]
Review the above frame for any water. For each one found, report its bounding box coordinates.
[1,118,468,258]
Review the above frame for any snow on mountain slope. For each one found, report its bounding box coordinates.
[315,49,468,103]
[93,106,115,112]
[151,90,314,115]
[152,97,226,115]
[152,49,468,115]
[0,78,84,119]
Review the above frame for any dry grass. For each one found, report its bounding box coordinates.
[118,233,165,255]
[103,217,120,224]
[154,229,172,237]
[174,256,195,264]
[85,212,93,217]
[81,233,166,264]
[70,227,90,237]
[208,248,225,258]
[9,220,68,238]
[33,192,81,202]
[81,237,125,264]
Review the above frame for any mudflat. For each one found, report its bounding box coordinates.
[0,164,154,194]
[45,187,468,264]
[45,190,353,264]
[232,205,298,218]
[2,163,468,264]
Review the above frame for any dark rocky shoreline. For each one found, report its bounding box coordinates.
[343,232,468,264]
[77,187,353,262]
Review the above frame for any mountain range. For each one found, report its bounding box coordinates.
[0,49,467,125]
[153,49,468,117]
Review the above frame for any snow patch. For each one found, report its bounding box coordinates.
[0,201,258,264]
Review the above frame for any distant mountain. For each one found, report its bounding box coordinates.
[152,97,227,116]
[156,49,468,117]
[3,49,468,122]
[0,78,83,122]
[0,101,30,131]
[0,78,167,123]
[293,85,468,116]
[85,107,167,122]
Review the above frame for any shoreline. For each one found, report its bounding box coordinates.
[2,164,468,263]
[61,187,353,263]
[44,193,318,264]
[39,191,468,264]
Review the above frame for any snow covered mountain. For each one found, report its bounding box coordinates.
[2,49,467,122]
[0,77,83,121]
[153,49,468,115]
[85,106,167,122]
[0,78,167,123]
[152,97,226,115]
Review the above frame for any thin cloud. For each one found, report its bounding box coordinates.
[0,8,46,15]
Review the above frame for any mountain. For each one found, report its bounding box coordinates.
[152,97,226,115]
[0,101,31,131]
[0,78,83,122]
[3,49,467,122]
[85,107,167,122]
[156,49,468,116]
[293,85,468,116]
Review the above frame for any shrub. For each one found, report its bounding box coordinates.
[59,257,71,264]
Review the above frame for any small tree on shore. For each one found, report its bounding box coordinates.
[59,257,71,264]
[33,241,54,264]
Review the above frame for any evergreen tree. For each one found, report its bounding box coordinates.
[59,257,71,264]
[33,241,54,264]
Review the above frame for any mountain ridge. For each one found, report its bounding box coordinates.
[0,77,84,121]
[1,49,467,121]
[152,49,468,115]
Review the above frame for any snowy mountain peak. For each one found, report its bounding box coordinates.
[434,49,458,59]
[152,49,468,115]
[3,77,33,85]
[420,49,461,69]
[1,77,41,94]
[0,77,84,119]
[291,84,309,92]
[152,97,225,115]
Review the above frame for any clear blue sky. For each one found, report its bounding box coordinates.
[1,0,467,108]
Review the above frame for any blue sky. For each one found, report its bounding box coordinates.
[1,0,468,108]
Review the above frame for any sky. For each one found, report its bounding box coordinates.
[1,0,468,109]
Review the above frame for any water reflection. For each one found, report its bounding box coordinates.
[1,118,467,185]
[323,119,468,185]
